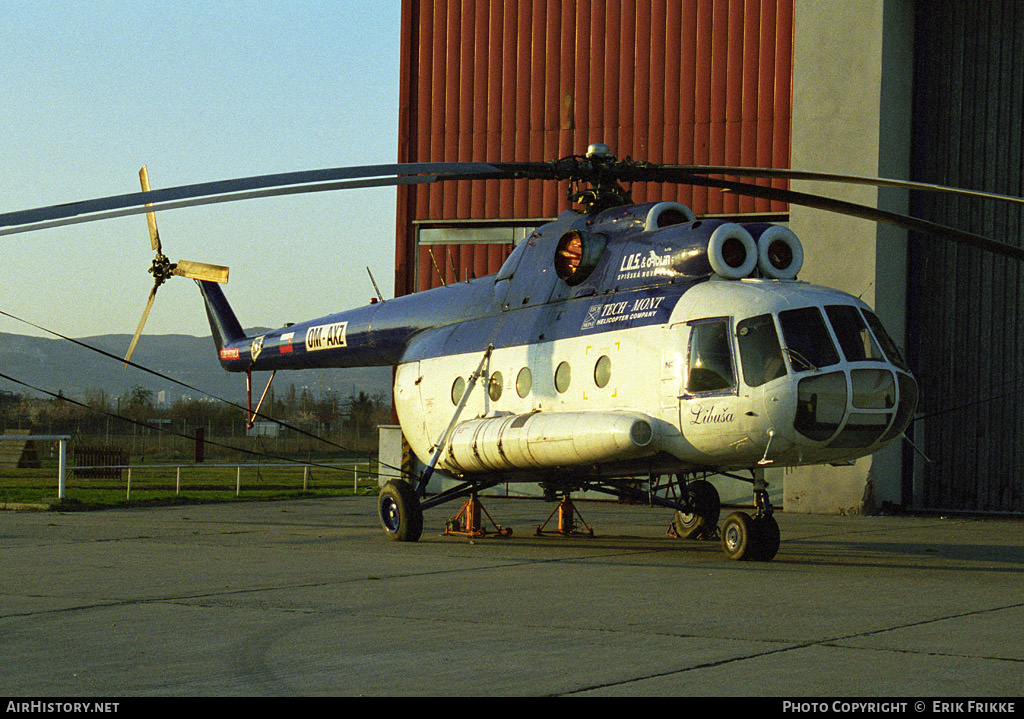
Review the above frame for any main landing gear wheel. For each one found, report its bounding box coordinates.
[673,479,721,539]
[721,511,779,561]
[378,479,423,542]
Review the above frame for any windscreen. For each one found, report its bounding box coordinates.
[778,307,840,371]
[826,305,886,362]
[862,309,910,370]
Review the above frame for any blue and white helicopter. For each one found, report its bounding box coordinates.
[3,144,1022,561]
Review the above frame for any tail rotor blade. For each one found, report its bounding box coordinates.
[124,283,158,366]
[171,260,229,283]
[139,165,162,253]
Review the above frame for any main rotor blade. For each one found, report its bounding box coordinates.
[139,165,162,252]
[124,283,158,366]
[660,172,1024,261]
[171,260,229,283]
[0,170,515,237]
[671,165,1024,207]
[4,156,1021,260]
[0,162,507,235]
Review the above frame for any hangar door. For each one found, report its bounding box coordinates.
[906,0,1024,513]
[395,0,795,297]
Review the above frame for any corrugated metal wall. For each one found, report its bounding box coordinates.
[396,0,794,294]
[907,0,1024,512]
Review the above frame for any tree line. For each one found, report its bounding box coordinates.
[0,384,391,452]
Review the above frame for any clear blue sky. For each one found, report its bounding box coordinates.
[1,1,402,341]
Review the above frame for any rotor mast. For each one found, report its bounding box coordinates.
[564,143,636,213]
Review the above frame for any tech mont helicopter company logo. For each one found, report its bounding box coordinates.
[581,295,667,330]
[305,321,348,351]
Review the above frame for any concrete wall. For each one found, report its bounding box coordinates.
[785,0,914,513]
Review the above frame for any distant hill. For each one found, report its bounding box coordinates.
[0,330,392,406]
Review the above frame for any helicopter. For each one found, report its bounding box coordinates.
[3,144,1023,561]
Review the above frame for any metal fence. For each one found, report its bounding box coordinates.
[68,460,376,501]
[2,435,381,504]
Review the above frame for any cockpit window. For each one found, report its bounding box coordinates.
[737,314,786,388]
[686,318,736,394]
[861,310,909,371]
[826,305,886,362]
[778,307,840,371]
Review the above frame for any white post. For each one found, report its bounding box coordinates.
[176,467,181,495]
[303,465,309,491]
[11,435,71,502]
[127,467,132,500]
[57,439,67,500]
[236,466,241,496]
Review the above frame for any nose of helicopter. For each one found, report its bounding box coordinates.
[771,365,918,461]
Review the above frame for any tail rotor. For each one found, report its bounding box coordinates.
[124,166,229,364]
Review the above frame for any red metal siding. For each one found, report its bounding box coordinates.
[397,0,794,295]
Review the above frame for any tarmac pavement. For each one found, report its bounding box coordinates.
[0,496,1022,699]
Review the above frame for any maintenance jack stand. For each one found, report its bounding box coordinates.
[445,493,512,539]
[535,495,594,537]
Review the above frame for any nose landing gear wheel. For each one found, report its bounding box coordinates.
[721,511,779,561]
[750,513,780,561]
[721,512,754,560]
[378,479,424,542]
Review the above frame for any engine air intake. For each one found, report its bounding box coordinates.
[644,201,696,231]
[756,226,804,280]
[707,223,757,279]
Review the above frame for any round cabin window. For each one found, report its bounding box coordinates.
[555,362,571,394]
[451,377,466,405]
[488,371,503,401]
[516,367,532,398]
[594,355,611,388]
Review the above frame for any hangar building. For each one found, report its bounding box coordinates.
[391,0,1024,515]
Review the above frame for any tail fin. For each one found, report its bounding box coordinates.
[197,280,246,351]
